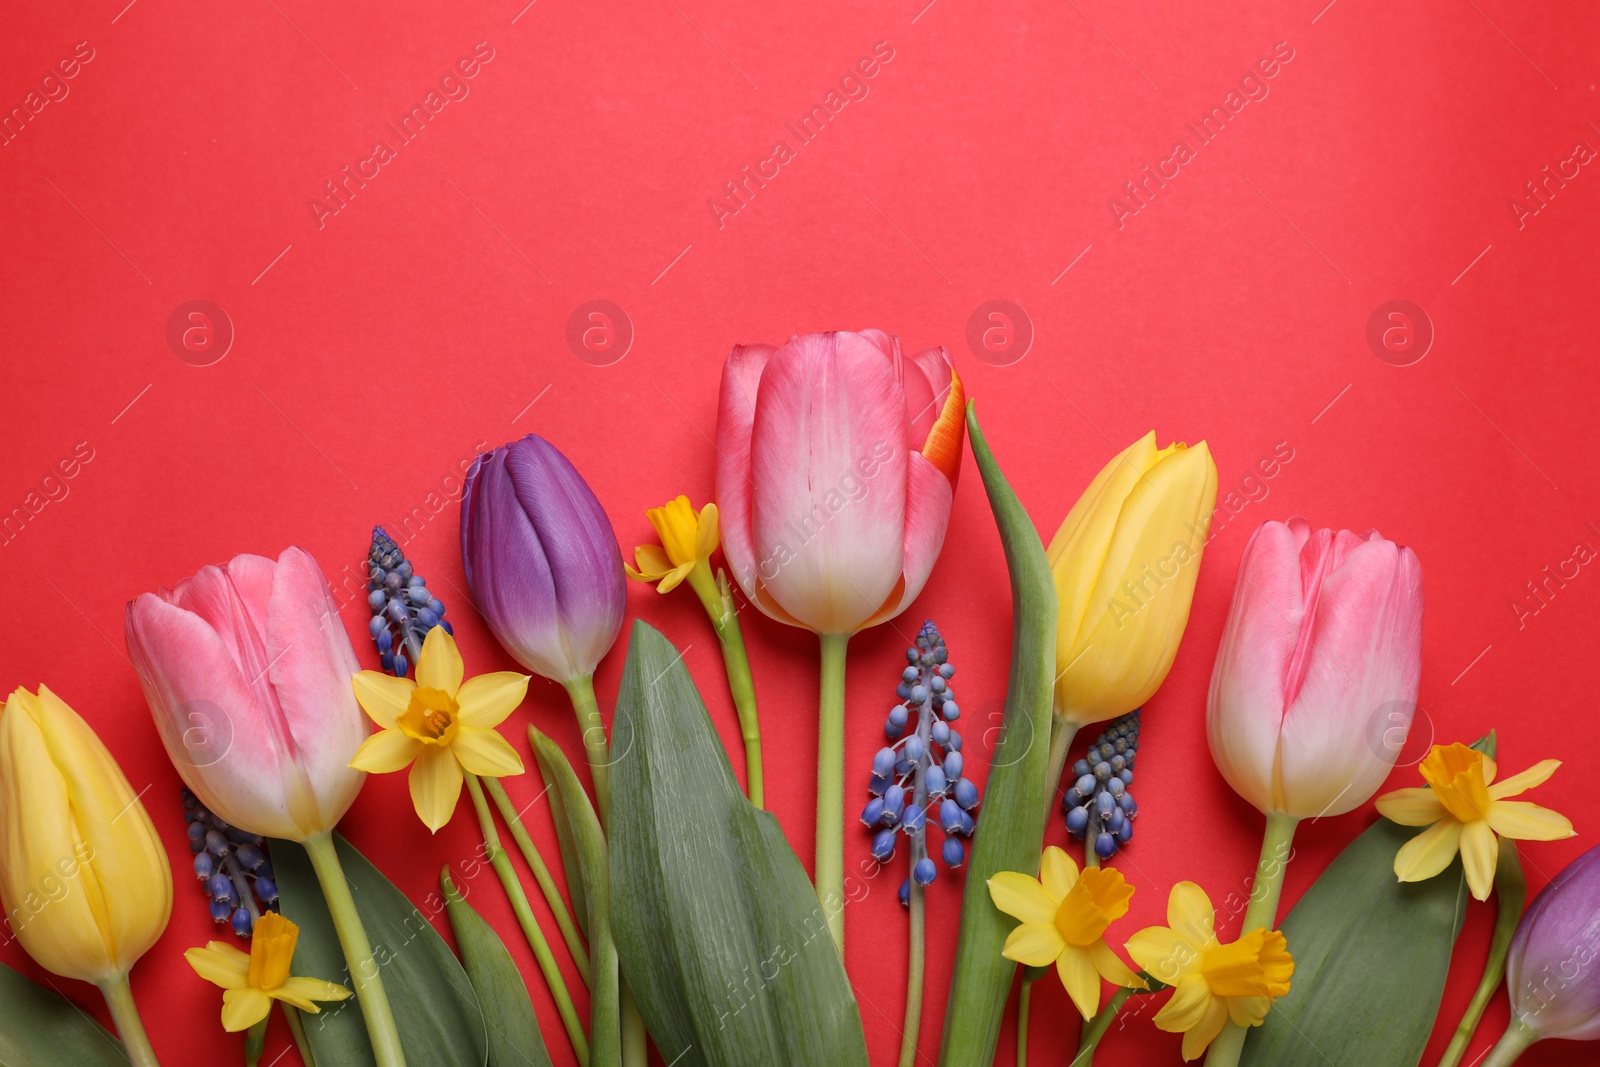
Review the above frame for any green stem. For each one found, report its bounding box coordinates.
[694,568,764,807]
[1043,717,1078,825]
[620,980,647,1067]
[816,631,850,952]
[465,774,590,1066]
[1204,812,1300,1067]
[564,674,611,828]
[1438,842,1527,1067]
[1073,987,1136,1066]
[1480,1019,1538,1067]
[302,833,407,1067]
[482,775,593,986]
[97,974,161,1067]
[282,1005,317,1067]
[1015,973,1035,1067]
[244,1015,267,1067]
[899,879,926,1067]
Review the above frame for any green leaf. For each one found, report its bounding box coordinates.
[531,748,590,941]
[1239,818,1469,1067]
[0,959,126,1066]
[529,727,620,1067]
[938,401,1060,1066]
[272,833,488,1067]
[441,867,554,1067]
[609,620,869,1067]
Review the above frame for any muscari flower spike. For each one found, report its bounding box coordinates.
[861,620,978,905]
[182,787,278,938]
[1063,709,1140,860]
[365,525,453,679]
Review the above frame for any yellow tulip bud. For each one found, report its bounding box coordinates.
[0,685,172,984]
[1048,432,1218,728]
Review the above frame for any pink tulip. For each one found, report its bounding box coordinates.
[126,547,368,842]
[1207,518,1424,818]
[714,330,965,636]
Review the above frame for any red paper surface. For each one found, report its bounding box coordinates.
[3,0,1599,1063]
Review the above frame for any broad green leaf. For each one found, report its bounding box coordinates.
[272,833,488,1067]
[939,401,1060,1066]
[1239,818,1469,1066]
[529,727,620,1067]
[441,867,554,1067]
[609,620,869,1067]
[0,959,125,1066]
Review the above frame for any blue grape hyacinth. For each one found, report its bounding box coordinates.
[182,787,278,937]
[366,525,452,678]
[861,620,978,905]
[1062,709,1140,859]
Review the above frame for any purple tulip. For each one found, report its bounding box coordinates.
[460,434,625,684]
[1502,844,1600,1048]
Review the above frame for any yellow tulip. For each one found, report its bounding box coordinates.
[1048,432,1218,728]
[0,685,172,984]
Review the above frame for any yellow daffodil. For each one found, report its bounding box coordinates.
[349,627,528,832]
[987,845,1144,1018]
[185,912,350,1031]
[625,495,719,597]
[1125,882,1294,1061]
[1376,742,1575,901]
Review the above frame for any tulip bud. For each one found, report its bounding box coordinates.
[1048,432,1217,728]
[0,686,172,984]
[126,547,369,842]
[460,433,626,684]
[1207,518,1423,818]
[1504,844,1600,1044]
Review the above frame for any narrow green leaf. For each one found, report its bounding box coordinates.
[0,959,125,1066]
[441,867,554,1067]
[529,727,620,1067]
[272,833,488,1067]
[531,748,590,941]
[938,401,1060,1066]
[610,620,869,1067]
[1239,819,1469,1066]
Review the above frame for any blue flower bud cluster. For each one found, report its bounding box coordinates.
[366,526,452,678]
[861,620,978,906]
[1062,709,1140,860]
[183,787,278,937]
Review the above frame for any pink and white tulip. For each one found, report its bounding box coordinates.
[714,330,965,636]
[1207,518,1424,818]
[126,548,368,842]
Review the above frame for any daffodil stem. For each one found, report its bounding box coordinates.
[302,833,406,1067]
[564,674,611,829]
[1480,1019,1538,1067]
[1204,812,1300,1067]
[1438,842,1528,1067]
[282,1005,318,1067]
[695,571,765,808]
[1015,973,1036,1067]
[464,774,590,1066]
[482,774,593,987]
[1072,986,1136,1066]
[1043,716,1078,826]
[245,1015,267,1067]
[816,631,850,952]
[899,869,927,1067]
[98,974,161,1067]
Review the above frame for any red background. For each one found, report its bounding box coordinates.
[3,0,1599,1063]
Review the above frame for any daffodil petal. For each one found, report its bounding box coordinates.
[1459,820,1499,901]
[455,671,531,729]
[185,943,250,989]
[988,873,1058,925]
[1058,945,1102,1019]
[416,627,464,696]
[349,729,423,774]
[351,672,415,728]
[1089,939,1143,988]
[1039,845,1078,902]
[1127,927,1196,985]
[1167,882,1215,946]
[1375,788,1448,827]
[452,727,525,777]
[1001,922,1067,967]
[696,503,720,561]
[630,544,674,581]
[1181,997,1230,1061]
[1486,800,1576,841]
[1393,819,1464,883]
[270,988,324,1013]
[655,563,696,595]
[409,745,465,832]
[278,976,352,1004]
[1226,994,1272,1028]
[1487,760,1561,800]
[1153,973,1212,1033]
[221,987,273,1032]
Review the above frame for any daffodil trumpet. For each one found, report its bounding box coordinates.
[186,912,350,1032]
[627,495,765,807]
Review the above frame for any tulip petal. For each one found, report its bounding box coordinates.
[409,746,465,832]
[714,344,777,606]
[1394,819,1464,883]
[1002,922,1067,967]
[1488,760,1562,800]
[856,450,955,631]
[221,987,273,1032]
[1375,787,1448,826]
[348,729,423,774]
[452,727,524,777]
[352,672,414,729]
[463,448,566,675]
[1461,819,1499,901]
[455,672,530,729]
[988,872,1058,924]
[415,627,464,696]
[1039,845,1078,902]
[1486,801,1575,842]
[1057,945,1102,1018]
[906,348,964,484]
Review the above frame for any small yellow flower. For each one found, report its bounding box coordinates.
[185,912,350,1031]
[625,495,719,596]
[349,627,529,832]
[987,845,1144,1018]
[1376,742,1575,901]
[1125,882,1293,1061]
